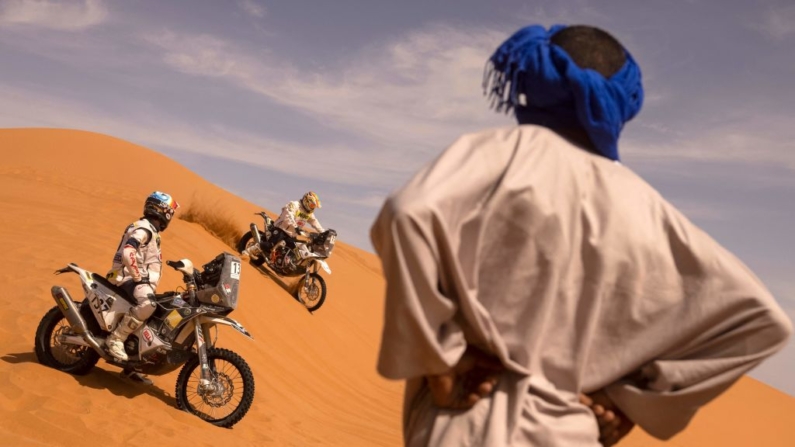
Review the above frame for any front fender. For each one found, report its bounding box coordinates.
[199,315,253,340]
[316,259,331,274]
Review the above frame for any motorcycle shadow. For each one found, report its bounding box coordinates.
[2,351,175,407]
[250,264,307,309]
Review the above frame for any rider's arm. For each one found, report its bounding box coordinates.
[307,214,324,233]
[280,202,300,236]
[122,228,151,282]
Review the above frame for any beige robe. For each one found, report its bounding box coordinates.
[370,125,792,446]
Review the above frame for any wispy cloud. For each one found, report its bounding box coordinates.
[238,0,265,18]
[143,25,510,157]
[750,4,795,40]
[144,24,795,181]
[325,193,393,209]
[146,32,244,78]
[624,115,795,171]
[0,0,107,31]
[0,83,415,189]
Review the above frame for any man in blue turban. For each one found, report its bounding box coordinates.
[371,24,791,446]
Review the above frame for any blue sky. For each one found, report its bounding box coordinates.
[1,0,793,395]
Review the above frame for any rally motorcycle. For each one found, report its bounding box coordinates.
[237,211,336,312]
[34,253,255,428]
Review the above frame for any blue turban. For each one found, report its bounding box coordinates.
[483,24,643,161]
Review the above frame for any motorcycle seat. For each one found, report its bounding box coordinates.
[91,273,138,306]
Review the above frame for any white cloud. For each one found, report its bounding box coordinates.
[0,83,413,189]
[145,32,243,78]
[144,24,795,185]
[0,0,107,31]
[238,0,265,18]
[143,25,510,159]
[751,4,795,40]
[326,193,393,209]
[623,116,795,172]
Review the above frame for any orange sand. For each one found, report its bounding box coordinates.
[0,129,791,446]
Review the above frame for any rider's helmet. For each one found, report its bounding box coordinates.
[301,191,321,212]
[143,191,180,231]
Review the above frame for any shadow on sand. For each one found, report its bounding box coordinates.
[248,262,311,311]
[2,351,176,408]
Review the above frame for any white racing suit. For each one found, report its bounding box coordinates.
[104,218,162,361]
[275,200,324,236]
[266,200,324,258]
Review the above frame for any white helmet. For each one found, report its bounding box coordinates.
[301,191,321,212]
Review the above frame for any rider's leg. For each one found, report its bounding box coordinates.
[242,229,279,260]
[266,229,288,259]
[106,283,156,361]
[241,244,262,259]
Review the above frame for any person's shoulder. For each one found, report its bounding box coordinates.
[450,124,551,150]
[131,219,152,229]
[428,125,548,172]
[131,219,157,234]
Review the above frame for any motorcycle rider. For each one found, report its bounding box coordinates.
[242,191,324,265]
[105,191,180,366]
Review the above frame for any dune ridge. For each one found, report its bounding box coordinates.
[0,128,792,446]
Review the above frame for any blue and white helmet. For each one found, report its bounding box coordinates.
[143,191,180,231]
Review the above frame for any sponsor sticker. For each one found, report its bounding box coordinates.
[223,283,232,295]
[166,310,182,329]
[142,327,154,345]
[211,294,220,304]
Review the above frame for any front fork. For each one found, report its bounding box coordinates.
[194,320,213,387]
[302,263,319,293]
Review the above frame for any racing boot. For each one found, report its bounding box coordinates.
[240,243,263,261]
[105,313,143,361]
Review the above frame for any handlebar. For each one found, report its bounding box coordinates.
[153,291,177,301]
[166,259,198,305]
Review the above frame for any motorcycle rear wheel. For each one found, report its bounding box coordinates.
[237,232,266,267]
[296,272,326,312]
[34,304,100,375]
[175,347,255,428]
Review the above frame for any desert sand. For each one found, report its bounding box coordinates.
[0,128,791,446]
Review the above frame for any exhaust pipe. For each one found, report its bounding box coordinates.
[250,223,262,245]
[51,286,88,335]
[50,286,112,360]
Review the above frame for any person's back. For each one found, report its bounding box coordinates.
[371,24,792,446]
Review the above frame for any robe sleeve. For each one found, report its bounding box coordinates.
[602,212,793,440]
[370,132,509,380]
[370,197,467,379]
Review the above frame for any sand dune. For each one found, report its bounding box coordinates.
[0,128,791,446]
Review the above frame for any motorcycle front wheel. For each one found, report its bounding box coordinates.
[237,232,266,267]
[34,304,100,375]
[175,347,255,428]
[296,272,326,312]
